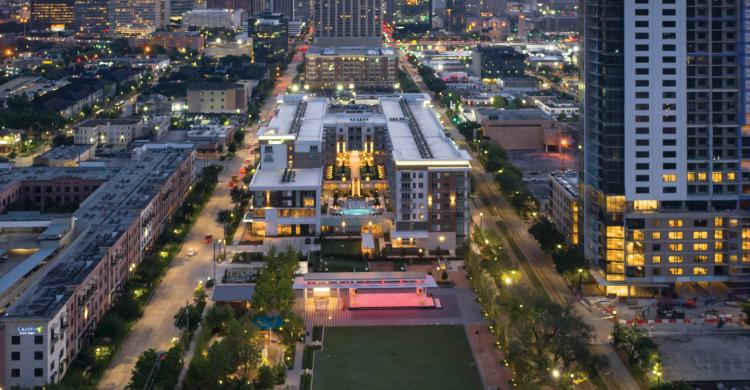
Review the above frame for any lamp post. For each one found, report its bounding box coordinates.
[577,268,583,292]
[479,212,484,230]
[560,139,568,171]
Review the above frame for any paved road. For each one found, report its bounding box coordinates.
[401,59,641,390]
[97,51,302,389]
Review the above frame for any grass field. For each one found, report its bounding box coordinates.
[312,326,483,390]
[321,239,362,258]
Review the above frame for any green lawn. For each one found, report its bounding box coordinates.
[312,326,483,390]
[321,239,362,258]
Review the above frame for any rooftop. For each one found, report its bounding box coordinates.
[249,167,322,189]
[5,145,194,319]
[550,171,579,198]
[187,82,243,91]
[78,118,143,127]
[306,46,397,56]
[475,108,552,121]
[35,144,93,161]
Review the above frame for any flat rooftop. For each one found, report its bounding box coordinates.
[78,118,143,127]
[475,108,552,121]
[550,171,579,198]
[35,144,92,161]
[259,94,471,165]
[249,168,322,189]
[5,145,195,319]
[306,46,397,56]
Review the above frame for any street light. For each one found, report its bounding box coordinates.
[479,212,484,230]
[560,138,568,171]
[577,268,584,292]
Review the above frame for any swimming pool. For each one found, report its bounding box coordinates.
[339,208,373,216]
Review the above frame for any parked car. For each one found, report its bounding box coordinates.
[204,235,213,243]
[187,248,196,256]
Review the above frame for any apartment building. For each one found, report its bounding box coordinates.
[186,83,248,114]
[246,94,471,251]
[582,0,750,295]
[74,118,146,146]
[312,0,382,47]
[0,144,195,388]
[181,8,244,30]
[304,47,399,91]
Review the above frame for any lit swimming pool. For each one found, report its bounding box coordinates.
[339,208,373,216]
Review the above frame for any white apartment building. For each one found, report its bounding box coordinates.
[181,9,245,31]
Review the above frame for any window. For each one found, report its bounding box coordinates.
[669,267,683,275]
[693,231,708,239]
[34,335,43,344]
[668,231,682,240]
[693,267,708,275]
[662,174,677,182]
[668,243,683,251]
[693,243,708,251]
[11,368,19,378]
[712,172,723,183]
[11,336,20,345]
[651,232,661,240]
[34,368,43,377]
[652,256,661,263]
[34,351,43,360]
[668,219,683,227]
[11,351,20,361]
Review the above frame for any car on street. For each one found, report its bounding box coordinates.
[187,248,196,256]
[204,235,213,243]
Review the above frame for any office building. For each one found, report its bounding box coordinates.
[304,47,398,91]
[74,0,109,33]
[0,144,195,388]
[244,94,471,252]
[248,13,288,63]
[312,0,381,47]
[186,83,248,114]
[110,0,166,35]
[292,0,309,21]
[181,8,244,30]
[270,0,293,20]
[168,0,194,25]
[582,1,750,295]
[471,45,526,79]
[31,0,74,29]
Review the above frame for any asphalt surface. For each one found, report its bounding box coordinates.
[97,51,303,389]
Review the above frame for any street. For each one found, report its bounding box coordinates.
[97,51,302,389]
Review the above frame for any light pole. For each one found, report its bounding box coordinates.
[479,212,483,231]
[560,139,568,171]
[577,268,583,292]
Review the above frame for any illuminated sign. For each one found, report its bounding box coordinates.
[17,326,43,335]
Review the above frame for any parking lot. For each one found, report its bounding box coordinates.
[507,150,579,201]
[656,333,750,382]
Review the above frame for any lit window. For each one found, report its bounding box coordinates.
[662,174,677,182]
[652,256,661,263]
[743,242,750,251]
[668,243,683,251]
[742,229,750,239]
[714,230,723,240]
[651,232,661,240]
[668,232,682,240]
[695,255,708,263]
[693,231,708,239]
[668,255,683,263]
[668,219,683,227]
[714,217,724,227]
[730,219,739,227]
[715,242,724,250]
[669,267,683,275]
[687,172,695,182]
[693,267,708,275]
[727,172,736,181]
[714,254,723,263]
[712,172,723,183]
[698,172,707,181]
[633,200,658,211]
[693,243,708,251]
[303,198,315,207]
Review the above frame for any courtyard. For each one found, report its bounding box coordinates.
[312,326,483,390]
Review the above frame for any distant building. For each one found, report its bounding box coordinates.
[168,0,194,25]
[110,0,167,35]
[34,78,115,118]
[186,83,248,114]
[312,0,381,47]
[304,47,398,91]
[248,13,288,63]
[74,118,147,145]
[31,0,74,29]
[32,144,95,167]
[130,31,206,52]
[181,8,244,30]
[535,99,579,118]
[471,45,526,79]
[73,0,108,33]
[500,76,538,93]
[470,108,572,152]
[269,0,293,20]
[204,39,254,59]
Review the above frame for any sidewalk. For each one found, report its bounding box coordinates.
[465,324,513,390]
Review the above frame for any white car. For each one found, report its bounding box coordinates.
[187,248,197,256]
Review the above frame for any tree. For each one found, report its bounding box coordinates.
[174,303,202,332]
[204,304,234,334]
[528,217,565,251]
[256,365,275,389]
[217,209,233,225]
[252,247,299,316]
[127,349,158,389]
